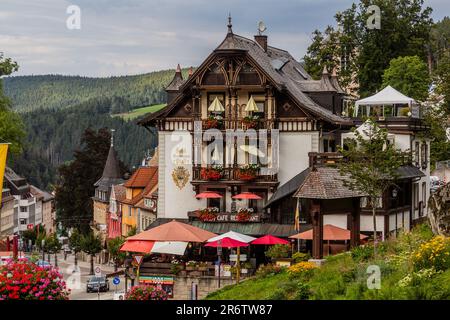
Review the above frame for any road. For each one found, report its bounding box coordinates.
[53,254,127,300]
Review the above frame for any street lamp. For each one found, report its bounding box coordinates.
[41,239,45,261]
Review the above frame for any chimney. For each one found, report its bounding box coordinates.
[254,35,268,52]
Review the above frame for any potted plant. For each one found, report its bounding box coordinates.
[186,261,198,271]
[197,207,219,222]
[242,115,259,129]
[170,259,183,275]
[236,208,253,222]
[265,244,292,266]
[241,262,252,274]
[237,164,260,181]
[204,115,223,129]
[200,165,223,181]
[197,261,209,272]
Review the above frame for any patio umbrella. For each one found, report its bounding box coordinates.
[251,234,289,245]
[232,192,262,200]
[151,241,188,255]
[195,191,223,199]
[289,224,368,241]
[208,97,225,112]
[207,230,256,243]
[244,96,259,112]
[204,237,249,248]
[120,240,155,254]
[205,237,249,284]
[127,220,217,242]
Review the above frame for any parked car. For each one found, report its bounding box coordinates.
[35,260,52,268]
[86,276,110,293]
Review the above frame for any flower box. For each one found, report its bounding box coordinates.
[236,209,253,222]
[236,164,260,181]
[198,207,219,222]
[242,116,259,129]
[200,167,223,181]
[203,116,223,129]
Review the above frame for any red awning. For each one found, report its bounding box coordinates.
[205,237,249,248]
[195,191,223,199]
[232,192,262,200]
[251,235,289,245]
[120,240,155,253]
[289,224,368,241]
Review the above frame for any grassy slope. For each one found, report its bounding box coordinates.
[205,224,450,300]
[113,104,166,121]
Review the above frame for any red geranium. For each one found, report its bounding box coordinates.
[0,259,70,300]
[125,285,168,300]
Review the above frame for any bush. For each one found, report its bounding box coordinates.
[292,252,311,263]
[294,282,311,300]
[265,244,290,260]
[412,236,450,271]
[350,245,373,262]
[255,264,285,279]
[0,259,70,300]
[125,285,168,300]
[287,262,317,278]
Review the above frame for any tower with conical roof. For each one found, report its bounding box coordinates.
[93,130,124,239]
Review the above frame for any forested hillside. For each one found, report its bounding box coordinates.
[4,69,189,112]
[9,97,158,189]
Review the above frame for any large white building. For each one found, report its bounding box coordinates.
[138,20,430,258]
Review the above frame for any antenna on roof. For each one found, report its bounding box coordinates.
[111,129,115,147]
[257,21,266,35]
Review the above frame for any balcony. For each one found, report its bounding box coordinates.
[187,210,269,223]
[191,165,278,186]
[201,118,275,131]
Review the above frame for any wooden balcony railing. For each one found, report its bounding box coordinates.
[202,118,276,131]
[192,165,278,183]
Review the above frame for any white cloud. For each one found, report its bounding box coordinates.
[0,0,447,76]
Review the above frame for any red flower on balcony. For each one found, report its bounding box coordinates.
[236,208,253,222]
[236,164,260,181]
[203,115,223,130]
[200,166,223,181]
[197,207,219,222]
[242,116,259,129]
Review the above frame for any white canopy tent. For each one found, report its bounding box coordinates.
[207,230,256,243]
[354,85,418,118]
[150,241,188,255]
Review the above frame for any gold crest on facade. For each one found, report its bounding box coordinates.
[172,166,189,189]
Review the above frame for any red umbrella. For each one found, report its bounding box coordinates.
[205,237,249,248]
[120,240,155,253]
[251,235,289,245]
[232,192,262,200]
[195,191,223,199]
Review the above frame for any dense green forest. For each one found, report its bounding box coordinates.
[4,69,189,112]
[8,97,159,190]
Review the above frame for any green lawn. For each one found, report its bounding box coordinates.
[205,224,450,300]
[113,104,166,121]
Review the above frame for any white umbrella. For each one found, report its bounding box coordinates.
[208,97,225,112]
[151,241,188,255]
[244,96,259,112]
[207,230,256,243]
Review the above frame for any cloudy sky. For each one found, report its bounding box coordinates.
[1,0,448,77]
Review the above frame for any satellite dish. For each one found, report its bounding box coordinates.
[257,21,266,35]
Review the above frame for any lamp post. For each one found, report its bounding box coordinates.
[41,239,45,261]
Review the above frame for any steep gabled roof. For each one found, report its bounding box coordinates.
[123,166,157,188]
[139,28,351,126]
[94,146,123,188]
